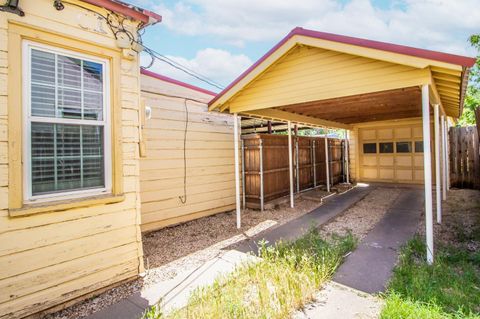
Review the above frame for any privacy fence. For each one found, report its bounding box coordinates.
[449,126,480,189]
[242,134,347,209]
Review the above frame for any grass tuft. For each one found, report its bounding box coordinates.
[382,236,480,319]
[144,228,356,319]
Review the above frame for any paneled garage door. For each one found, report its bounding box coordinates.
[359,124,425,183]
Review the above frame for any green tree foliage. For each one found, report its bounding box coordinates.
[458,34,480,126]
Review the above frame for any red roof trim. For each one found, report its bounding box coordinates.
[141,69,217,96]
[209,27,476,106]
[81,0,162,24]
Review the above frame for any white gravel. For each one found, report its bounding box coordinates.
[45,192,335,319]
[320,187,402,240]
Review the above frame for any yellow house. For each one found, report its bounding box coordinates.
[139,69,236,232]
[209,27,475,263]
[0,0,160,317]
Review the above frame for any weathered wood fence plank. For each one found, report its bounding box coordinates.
[242,134,345,208]
[449,126,480,189]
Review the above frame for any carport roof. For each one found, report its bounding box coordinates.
[209,27,475,124]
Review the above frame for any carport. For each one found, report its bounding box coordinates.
[209,27,475,263]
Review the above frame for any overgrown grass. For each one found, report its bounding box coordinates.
[381,236,480,319]
[144,228,356,319]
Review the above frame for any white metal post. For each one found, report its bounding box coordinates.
[288,121,294,208]
[325,132,330,192]
[295,139,300,193]
[233,113,241,228]
[259,138,264,212]
[345,130,350,184]
[445,119,450,191]
[241,139,246,209]
[434,104,441,224]
[422,84,434,264]
[313,140,317,187]
[441,115,447,201]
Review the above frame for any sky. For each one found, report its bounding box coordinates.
[130,0,480,92]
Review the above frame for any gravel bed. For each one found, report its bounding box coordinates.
[417,188,480,251]
[45,191,335,319]
[320,187,402,240]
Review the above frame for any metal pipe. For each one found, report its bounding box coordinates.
[313,140,317,187]
[325,133,330,192]
[434,104,441,224]
[233,113,241,229]
[445,119,450,191]
[259,138,264,212]
[422,84,434,264]
[288,121,294,208]
[295,138,300,193]
[441,116,447,200]
[241,139,246,209]
[345,130,350,184]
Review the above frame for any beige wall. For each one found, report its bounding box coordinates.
[0,1,145,317]
[140,74,236,232]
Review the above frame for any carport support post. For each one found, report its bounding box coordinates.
[445,119,450,191]
[422,84,434,264]
[434,104,441,224]
[288,121,295,208]
[441,115,447,201]
[233,113,241,229]
[345,130,350,184]
[325,131,330,192]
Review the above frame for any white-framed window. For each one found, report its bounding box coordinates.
[23,41,112,203]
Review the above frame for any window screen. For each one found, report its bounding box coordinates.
[415,141,424,153]
[363,143,377,154]
[396,141,412,153]
[379,142,394,153]
[28,47,107,197]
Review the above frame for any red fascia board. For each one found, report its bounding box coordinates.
[82,0,162,24]
[141,69,217,96]
[209,27,476,107]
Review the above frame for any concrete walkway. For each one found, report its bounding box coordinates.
[86,250,259,319]
[333,188,424,293]
[85,186,371,319]
[292,282,384,319]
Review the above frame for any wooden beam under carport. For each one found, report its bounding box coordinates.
[242,109,352,130]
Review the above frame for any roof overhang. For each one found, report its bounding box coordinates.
[209,27,476,125]
[81,0,162,25]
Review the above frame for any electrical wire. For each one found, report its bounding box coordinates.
[141,89,211,205]
[60,0,224,92]
[141,47,225,90]
[179,98,189,204]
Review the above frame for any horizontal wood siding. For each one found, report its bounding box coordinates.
[0,1,144,317]
[228,45,429,113]
[140,75,235,232]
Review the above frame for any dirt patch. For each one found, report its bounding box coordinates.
[45,192,335,319]
[320,187,403,240]
[417,188,480,251]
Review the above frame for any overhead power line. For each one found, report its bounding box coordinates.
[141,46,226,91]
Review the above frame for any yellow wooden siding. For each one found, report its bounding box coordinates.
[227,45,430,113]
[140,75,236,232]
[0,1,145,318]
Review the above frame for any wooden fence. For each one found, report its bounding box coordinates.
[449,126,480,189]
[242,134,346,209]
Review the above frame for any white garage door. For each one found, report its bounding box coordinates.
[359,124,426,184]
